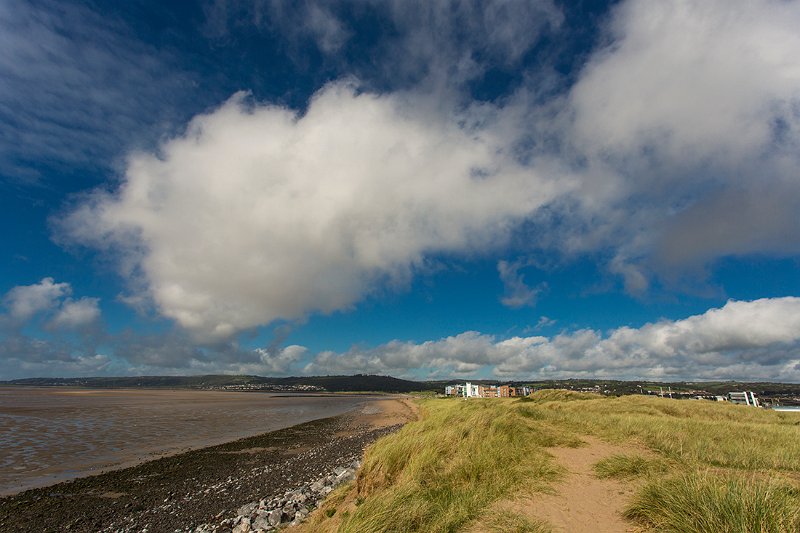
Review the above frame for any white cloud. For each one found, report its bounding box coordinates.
[62,83,568,339]
[498,259,543,308]
[305,298,800,381]
[50,298,100,329]
[3,278,71,321]
[56,0,800,349]
[563,0,800,279]
[0,0,192,181]
[570,0,800,163]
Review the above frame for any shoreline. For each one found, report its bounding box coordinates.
[0,388,389,496]
[0,397,416,533]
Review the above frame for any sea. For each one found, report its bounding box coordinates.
[0,387,375,496]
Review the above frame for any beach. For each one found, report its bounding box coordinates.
[0,393,416,532]
[0,387,384,496]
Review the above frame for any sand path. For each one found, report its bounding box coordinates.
[517,436,641,532]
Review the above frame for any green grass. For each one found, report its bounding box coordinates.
[307,392,800,533]
[529,390,800,471]
[593,454,668,480]
[336,399,567,532]
[625,471,800,533]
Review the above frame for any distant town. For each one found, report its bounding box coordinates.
[444,383,533,398]
[3,375,800,407]
[443,382,795,409]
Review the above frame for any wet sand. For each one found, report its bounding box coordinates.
[0,396,416,533]
[0,387,384,496]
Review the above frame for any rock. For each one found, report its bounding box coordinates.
[337,468,355,482]
[267,509,282,527]
[232,517,251,533]
[309,480,325,492]
[333,467,347,476]
[238,502,258,517]
[252,516,270,530]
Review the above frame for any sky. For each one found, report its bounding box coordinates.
[2,0,800,382]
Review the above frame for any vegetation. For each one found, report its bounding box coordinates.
[593,454,668,480]
[625,472,800,533]
[303,398,573,532]
[303,390,800,532]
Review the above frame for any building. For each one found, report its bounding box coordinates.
[728,391,760,407]
[444,382,532,398]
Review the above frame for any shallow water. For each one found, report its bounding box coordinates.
[0,387,373,495]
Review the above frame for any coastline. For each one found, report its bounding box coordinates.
[0,387,387,496]
[0,397,416,533]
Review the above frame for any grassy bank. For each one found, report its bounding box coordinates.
[302,391,800,532]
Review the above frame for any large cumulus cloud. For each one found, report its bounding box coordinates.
[57,0,800,355]
[62,83,566,339]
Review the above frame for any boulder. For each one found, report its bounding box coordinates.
[232,517,251,533]
[267,509,283,527]
[252,515,270,530]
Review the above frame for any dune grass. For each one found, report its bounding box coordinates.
[304,398,572,532]
[304,392,800,533]
[625,471,800,533]
[593,453,669,480]
[528,390,800,472]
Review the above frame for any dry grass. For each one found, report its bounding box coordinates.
[625,471,800,533]
[304,391,800,533]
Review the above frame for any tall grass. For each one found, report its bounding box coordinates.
[593,454,668,480]
[308,399,568,532]
[529,390,800,472]
[625,471,800,533]
[304,392,800,533]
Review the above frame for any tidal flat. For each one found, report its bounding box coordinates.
[0,387,380,495]
[0,389,415,532]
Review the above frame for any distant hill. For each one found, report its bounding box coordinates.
[1,374,441,393]
[3,375,799,399]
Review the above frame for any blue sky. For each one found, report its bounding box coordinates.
[2,0,800,381]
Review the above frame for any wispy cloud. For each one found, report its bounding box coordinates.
[0,0,194,183]
[497,259,544,308]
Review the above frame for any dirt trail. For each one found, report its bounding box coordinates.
[510,436,643,533]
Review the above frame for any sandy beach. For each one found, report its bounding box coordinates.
[0,395,416,533]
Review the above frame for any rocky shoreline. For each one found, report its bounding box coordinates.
[0,407,403,533]
[193,459,361,533]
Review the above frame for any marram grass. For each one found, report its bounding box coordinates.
[624,471,800,533]
[304,391,800,533]
[593,453,669,480]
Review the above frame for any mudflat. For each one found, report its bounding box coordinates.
[0,387,379,495]
[0,395,416,532]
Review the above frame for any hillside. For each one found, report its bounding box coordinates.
[4,376,800,403]
[1,374,439,393]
